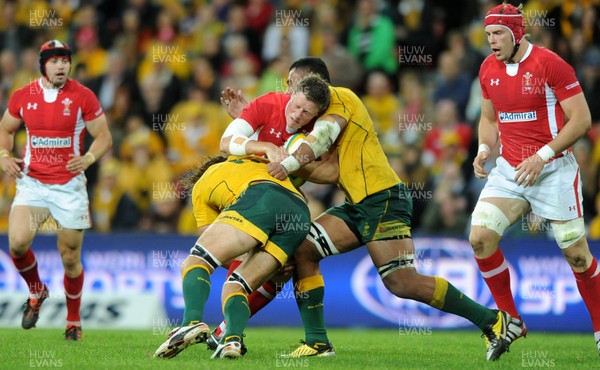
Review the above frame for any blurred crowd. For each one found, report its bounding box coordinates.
[0,0,599,239]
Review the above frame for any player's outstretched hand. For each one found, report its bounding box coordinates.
[268,162,289,180]
[220,87,247,119]
[514,154,545,188]
[0,155,23,178]
[473,151,490,179]
[66,153,94,174]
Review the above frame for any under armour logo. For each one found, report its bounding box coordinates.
[569,206,576,211]
[27,102,38,110]
[490,79,500,86]
[269,128,281,138]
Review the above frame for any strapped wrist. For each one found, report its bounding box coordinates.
[83,152,96,165]
[0,149,9,158]
[280,155,301,174]
[536,145,555,162]
[478,143,491,154]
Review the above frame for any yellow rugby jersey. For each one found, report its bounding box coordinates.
[191,156,304,227]
[325,86,401,203]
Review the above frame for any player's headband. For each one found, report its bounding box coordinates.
[484,3,525,46]
[39,40,72,76]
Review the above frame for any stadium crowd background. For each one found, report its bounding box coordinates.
[0,0,598,238]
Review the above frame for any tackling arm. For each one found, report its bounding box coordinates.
[294,148,339,184]
[219,118,277,156]
[277,114,345,176]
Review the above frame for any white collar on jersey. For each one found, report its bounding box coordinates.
[38,78,65,103]
[505,43,533,76]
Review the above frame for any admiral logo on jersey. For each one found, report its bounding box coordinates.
[498,111,537,123]
[31,136,72,148]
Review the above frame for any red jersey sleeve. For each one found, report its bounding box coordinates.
[80,85,103,121]
[479,56,494,100]
[7,86,25,119]
[544,51,583,102]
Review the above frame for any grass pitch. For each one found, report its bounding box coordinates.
[2,327,597,369]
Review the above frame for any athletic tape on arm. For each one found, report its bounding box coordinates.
[307,120,341,158]
[221,118,255,156]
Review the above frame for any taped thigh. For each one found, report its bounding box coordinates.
[551,218,585,249]
[224,271,253,295]
[306,222,339,258]
[377,254,415,279]
[471,201,511,236]
[189,243,222,269]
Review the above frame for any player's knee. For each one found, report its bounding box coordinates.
[563,252,589,270]
[377,254,420,298]
[468,228,488,255]
[9,234,34,254]
[294,239,323,264]
[60,252,81,270]
[381,269,419,299]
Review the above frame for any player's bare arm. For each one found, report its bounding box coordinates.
[269,114,345,180]
[220,87,248,119]
[473,98,499,179]
[66,114,112,174]
[514,93,591,187]
[295,148,339,184]
[0,110,24,178]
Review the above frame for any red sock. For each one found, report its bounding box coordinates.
[64,270,84,323]
[226,260,243,278]
[573,257,600,332]
[475,248,519,318]
[248,279,280,317]
[11,249,44,295]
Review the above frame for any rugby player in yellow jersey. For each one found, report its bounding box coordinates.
[220,58,515,361]
[153,155,312,360]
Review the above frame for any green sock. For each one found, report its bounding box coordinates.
[222,293,251,341]
[181,266,211,325]
[431,276,497,330]
[296,275,328,344]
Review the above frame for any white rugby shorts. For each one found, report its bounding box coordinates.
[12,173,91,229]
[478,153,583,221]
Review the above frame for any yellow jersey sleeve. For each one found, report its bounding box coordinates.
[323,86,401,203]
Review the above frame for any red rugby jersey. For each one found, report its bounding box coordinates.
[8,78,103,184]
[479,44,582,166]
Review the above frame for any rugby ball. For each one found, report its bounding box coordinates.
[284,133,307,153]
[283,133,307,188]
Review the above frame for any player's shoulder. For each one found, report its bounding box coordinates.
[11,79,40,98]
[329,85,358,98]
[531,45,569,66]
[480,54,501,74]
[64,79,94,94]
